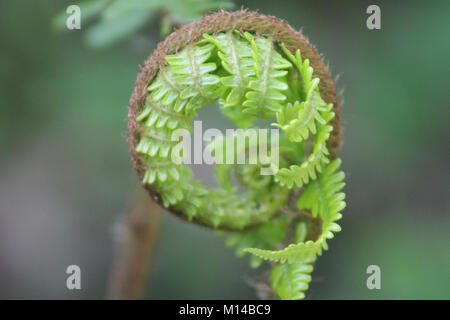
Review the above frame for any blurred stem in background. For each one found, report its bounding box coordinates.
[108,191,162,299]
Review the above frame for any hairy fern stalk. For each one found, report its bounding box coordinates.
[132,19,345,300]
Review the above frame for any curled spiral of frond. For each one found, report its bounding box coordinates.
[128,11,344,300]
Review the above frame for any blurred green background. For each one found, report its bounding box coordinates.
[0,0,449,299]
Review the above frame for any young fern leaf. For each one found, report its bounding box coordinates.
[245,239,319,264]
[129,11,344,300]
[274,122,333,188]
[271,45,336,189]
[242,32,292,118]
[203,31,258,127]
[165,43,222,107]
[147,68,190,114]
[297,158,346,251]
[275,44,333,143]
[244,159,345,300]
[271,261,314,300]
[203,32,254,106]
[245,159,346,262]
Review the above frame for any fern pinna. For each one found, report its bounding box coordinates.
[128,11,345,300]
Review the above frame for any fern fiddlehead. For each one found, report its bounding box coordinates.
[128,10,345,300]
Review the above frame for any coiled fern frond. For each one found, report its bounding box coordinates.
[128,10,345,300]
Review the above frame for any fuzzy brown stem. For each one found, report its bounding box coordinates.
[107,192,162,300]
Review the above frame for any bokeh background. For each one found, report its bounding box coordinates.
[0,0,449,299]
